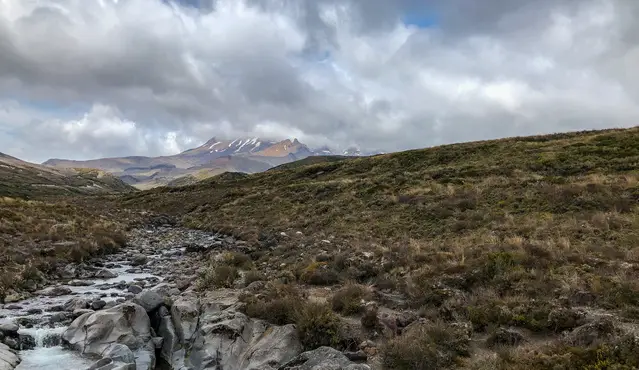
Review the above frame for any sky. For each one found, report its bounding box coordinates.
[0,0,638,163]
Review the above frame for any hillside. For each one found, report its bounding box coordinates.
[0,152,135,199]
[123,127,639,369]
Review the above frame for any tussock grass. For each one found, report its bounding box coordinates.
[0,197,127,301]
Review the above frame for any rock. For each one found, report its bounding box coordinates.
[133,291,164,313]
[2,306,20,311]
[0,342,19,370]
[0,322,18,336]
[344,351,367,362]
[62,303,156,370]
[18,335,36,350]
[26,308,43,315]
[175,279,191,291]
[279,347,371,370]
[68,280,95,287]
[86,357,136,370]
[163,296,302,370]
[565,317,618,346]
[64,297,90,312]
[92,300,107,310]
[4,292,29,303]
[41,286,72,297]
[127,285,143,294]
[95,269,119,279]
[2,338,17,351]
[73,309,96,318]
[486,327,525,347]
[130,254,148,266]
[49,312,69,324]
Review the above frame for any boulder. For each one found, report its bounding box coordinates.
[131,254,148,267]
[0,343,19,370]
[64,297,90,312]
[92,300,107,310]
[95,269,119,279]
[279,347,371,370]
[133,291,164,313]
[86,357,136,370]
[0,323,17,337]
[127,285,143,295]
[62,303,156,370]
[41,286,72,297]
[162,295,302,370]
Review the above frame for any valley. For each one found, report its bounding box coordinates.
[1,127,638,370]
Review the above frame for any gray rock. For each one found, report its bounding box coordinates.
[279,347,371,370]
[0,342,19,370]
[92,300,107,310]
[127,285,143,294]
[73,309,96,318]
[0,322,18,336]
[62,303,156,370]
[68,280,95,287]
[49,312,69,324]
[41,286,72,297]
[130,254,148,266]
[2,338,17,351]
[86,357,136,370]
[133,291,164,313]
[64,297,90,312]
[164,303,301,370]
[95,269,119,279]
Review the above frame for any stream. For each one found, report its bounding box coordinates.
[0,226,217,370]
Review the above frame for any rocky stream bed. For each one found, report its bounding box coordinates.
[0,225,369,370]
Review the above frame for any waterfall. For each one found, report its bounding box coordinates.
[18,327,65,348]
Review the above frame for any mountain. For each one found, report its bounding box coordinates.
[0,152,135,198]
[44,137,321,189]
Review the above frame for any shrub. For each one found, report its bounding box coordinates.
[381,321,470,370]
[361,305,381,330]
[221,252,253,269]
[197,265,238,289]
[243,270,266,287]
[242,283,303,325]
[331,284,369,315]
[294,302,345,350]
[300,262,340,285]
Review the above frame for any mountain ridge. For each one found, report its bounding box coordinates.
[43,136,383,189]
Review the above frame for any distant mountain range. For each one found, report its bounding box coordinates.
[43,137,384,189]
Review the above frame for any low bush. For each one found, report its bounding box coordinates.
[331,284,369,315]
[381,321,470,370]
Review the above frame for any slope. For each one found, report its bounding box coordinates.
[123,127,639,368]
[0,152,136,199]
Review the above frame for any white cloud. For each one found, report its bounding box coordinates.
[0,0,637,162]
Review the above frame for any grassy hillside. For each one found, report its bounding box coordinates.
[268,155,349,171]
[124,127,639,369]
[0,153,135,199]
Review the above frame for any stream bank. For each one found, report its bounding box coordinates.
[0,225,370,370]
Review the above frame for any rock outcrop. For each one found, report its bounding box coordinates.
[279,347,371,370]
[158,293,302,370]
[0,343,19,370]
[62,303,156,370]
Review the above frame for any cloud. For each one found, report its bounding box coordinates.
[0,0,637,162]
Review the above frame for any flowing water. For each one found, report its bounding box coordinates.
[2,258,164,369]
[15,327,95,370]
